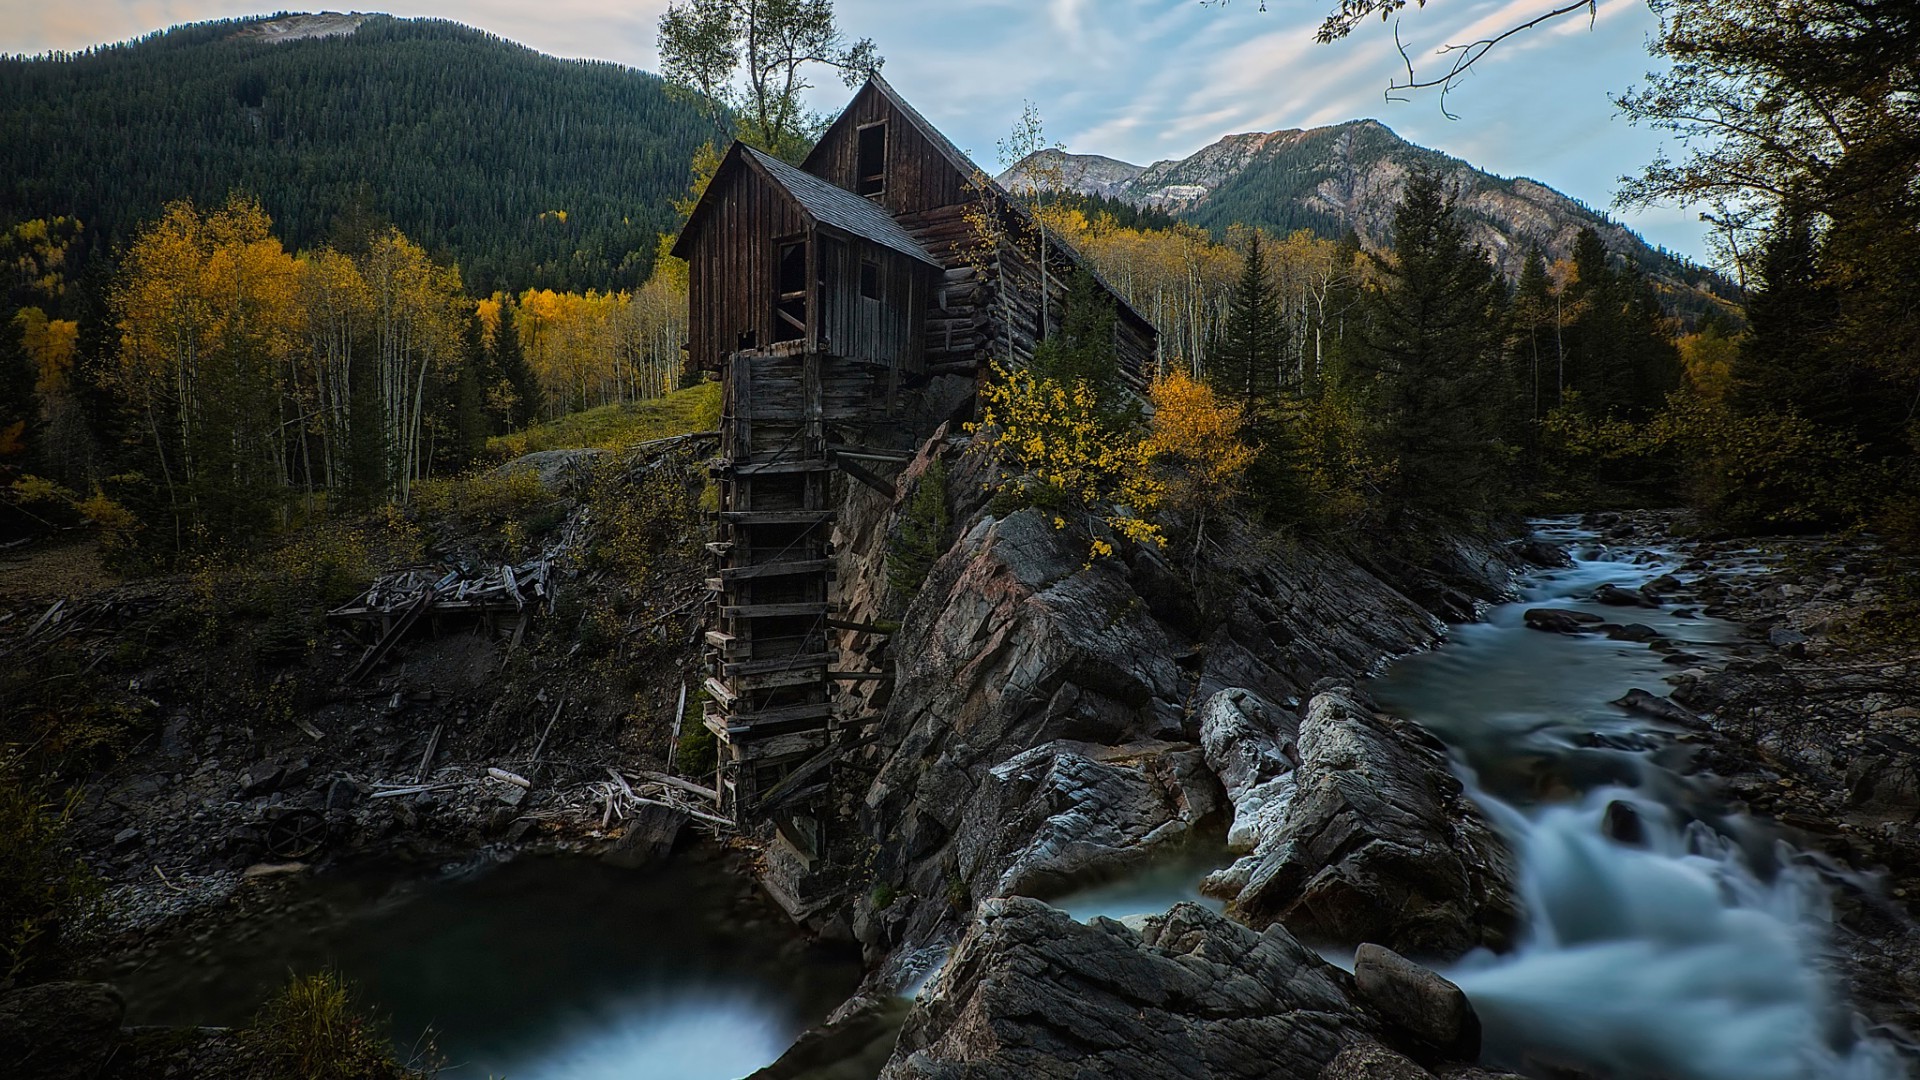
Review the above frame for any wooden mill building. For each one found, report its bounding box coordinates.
[672,75,1157,826]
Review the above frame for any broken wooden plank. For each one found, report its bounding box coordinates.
[627,770,721,802]
[487,767,532,789]
[416,723,444,781]
[341,587,437,685]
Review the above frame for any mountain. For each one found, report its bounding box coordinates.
[0,13,713,294]
[1006,120,1725,290]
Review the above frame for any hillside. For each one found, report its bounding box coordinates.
[1007,120,1726,292]
[0,13,712,294]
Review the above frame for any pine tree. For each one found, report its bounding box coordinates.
[1207,231,1285,411]
[1347,168,1509,525]
[490,301,544,429]
[1512,246,1553,423]
[451,310,490,466]
[1029,268,1127,425]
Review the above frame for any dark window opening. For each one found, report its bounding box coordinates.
[856,123,887,197]
[859,260,881,300]
[774,240,807,342]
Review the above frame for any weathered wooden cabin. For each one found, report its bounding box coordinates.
[675,76,1159,826]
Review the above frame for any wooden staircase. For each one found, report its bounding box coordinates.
[704,343,856,821]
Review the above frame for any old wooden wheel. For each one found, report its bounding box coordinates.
[263,808,326,860]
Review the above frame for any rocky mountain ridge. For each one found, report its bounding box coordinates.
[1004,121,1714,283]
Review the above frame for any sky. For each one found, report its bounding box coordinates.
[0,0,1711,261]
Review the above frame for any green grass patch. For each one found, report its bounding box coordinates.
[486,382,721,459]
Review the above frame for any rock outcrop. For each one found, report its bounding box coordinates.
[834,419,1522,953]
[1213,688,1519,960]
[882,898,1376,1079]
[881,898,1503,1080]
[0,981,125,1080]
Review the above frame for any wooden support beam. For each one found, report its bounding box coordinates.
[828,670,893,682]
[733,667,826,692]
[721,602,832,618]
[703,676,737,706]
[833,454,897,499]
[828,443,915,463]
[719,559,834,582]
[711,458,834,477]
[717,700,835,728]
[825,618,892,635]
[724,651,833,676]
[720,510,834,525]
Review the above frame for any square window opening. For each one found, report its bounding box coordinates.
[860,260,881,300]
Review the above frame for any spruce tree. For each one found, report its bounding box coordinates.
[1349,168,1508,525]
[490,301,544,430]
[1208,231,1286,411]
[1029,268,1128,425]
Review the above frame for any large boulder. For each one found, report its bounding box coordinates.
[882,898,1397,1079]
[1197,687,1298,853]
[601,801,688,869]
[945,740,1223,906]
[1352,944,1480,1060]
[0,981,125,1080]
[1222,688,1519,960]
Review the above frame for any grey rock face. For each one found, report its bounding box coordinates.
[881,898,1390,1080]
[1223,688,1519,960]
[952,740,1223,905]
[855,495,1488,953]
[0,981,125,1080]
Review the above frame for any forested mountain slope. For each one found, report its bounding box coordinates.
[1008,119,1724,292]
[0,13,711,293]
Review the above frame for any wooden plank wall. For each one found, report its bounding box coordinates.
[813,230,932,375]
[806,85,969,218]
[686,163,810,373]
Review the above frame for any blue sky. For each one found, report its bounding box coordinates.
[1,0,1709,260]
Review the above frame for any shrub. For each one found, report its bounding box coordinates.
[674,685,717,780]
[886,460,951,601]
[245,970,426,1080]
[0,756,99,985]
[969,363,1163,556]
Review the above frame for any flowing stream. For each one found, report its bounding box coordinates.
[113,854,861,1079]
[1373,520,1907,1079]
[1067,519,1911,1079]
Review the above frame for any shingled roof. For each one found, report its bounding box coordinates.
[671,142,942,269]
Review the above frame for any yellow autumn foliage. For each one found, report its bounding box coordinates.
[971,363,1164,553]
[1144,371,1256,516]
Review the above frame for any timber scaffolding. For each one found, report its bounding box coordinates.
[702,341,909,825]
